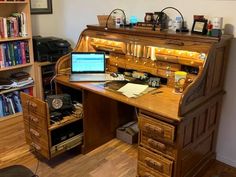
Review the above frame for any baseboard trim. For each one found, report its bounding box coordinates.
[217,154,236,167]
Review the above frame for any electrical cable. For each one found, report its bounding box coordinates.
[105,8,127,30]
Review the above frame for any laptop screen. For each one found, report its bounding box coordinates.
[71,52,105,73]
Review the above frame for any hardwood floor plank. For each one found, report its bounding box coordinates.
[1,117,236,177]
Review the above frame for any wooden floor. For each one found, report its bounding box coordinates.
[1,117,236,177]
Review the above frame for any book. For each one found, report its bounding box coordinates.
[20,12,27,37]
[2,43,10,67]
[0,96,4,117]
[8,42,16,66]
[1,95,9,116]
[0,44,4,68]
[12,91,22,112]
[20,41,26,64]
[13,41,20,65]
[24,41,30,63]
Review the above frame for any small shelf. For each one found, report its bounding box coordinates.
[0,112,22,122]
[0,63,33,71]
[49,116,83,131]
[0,36,31,42]
[0,84,34,94]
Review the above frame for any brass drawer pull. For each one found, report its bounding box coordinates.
[145,157,163,172]
[144,124,164,135]
[29,128,40,137]
[29,101,37,108]
[143,172,155,177]
[31,142,41,151]
[29,115,39,123]
[166,40,184,46]
[147,138,166,151]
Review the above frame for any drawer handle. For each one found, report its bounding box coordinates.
[145,157,163,172]
[144,124,164,135]
[166,40,184,46]
[143,172,155,177]
[31,142,41,151]
[29,101,37,108]
[147,138,166,151]
[30,128,40,137]
[29,115,39,123]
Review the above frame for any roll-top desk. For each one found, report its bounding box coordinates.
[55,25,232,177]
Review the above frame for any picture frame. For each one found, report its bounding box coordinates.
[30,0,53,14]
[191,19,208,34]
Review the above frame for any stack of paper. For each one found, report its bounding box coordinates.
[117,83,149,98]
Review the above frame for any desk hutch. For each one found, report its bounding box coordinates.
[37,25,232,177]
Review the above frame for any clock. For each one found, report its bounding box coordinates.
[52,98,63,110]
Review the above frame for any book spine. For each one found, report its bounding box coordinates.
[13,41,19,65]
[16,41,22,64]
[24,41,30,63]
[2,95,9,116]
[20,12,27,37]
[2,43,10,67]
[13,91,22,113]
[3,18,8,38]
[8,42,16,66]
[0,44,4,68]
[20,41,26,64]
[0,17,4,38]
[0,96,4,117]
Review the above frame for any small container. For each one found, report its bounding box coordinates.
[144,12,153,23]
[174,16,182,30]
[174,71,187,93]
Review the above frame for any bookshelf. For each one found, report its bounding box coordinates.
[0,0,35,119]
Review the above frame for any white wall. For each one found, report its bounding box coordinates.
[31,0,236,167]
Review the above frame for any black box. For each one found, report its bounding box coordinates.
[33,36,71,62]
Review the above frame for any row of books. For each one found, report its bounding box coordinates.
[0,40,30,68]
[0,88,31,117]
[0,12,27,38]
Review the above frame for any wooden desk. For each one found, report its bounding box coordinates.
[54,25,232,177]
[55,75,181,121]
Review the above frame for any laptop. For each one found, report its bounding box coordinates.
[69,52,108,82]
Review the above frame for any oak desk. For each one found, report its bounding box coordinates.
[54,25,232,177]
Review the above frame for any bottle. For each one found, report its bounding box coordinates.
[207,21,213,36]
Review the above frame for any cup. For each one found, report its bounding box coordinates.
[174,71,187,93]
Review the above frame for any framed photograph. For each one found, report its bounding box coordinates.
[191,20,208,34]
[30,0,52,14]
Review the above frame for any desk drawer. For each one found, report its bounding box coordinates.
[138,147,173,177]
[138,162,167,177]
[29,141,50,159]
[23,110,48,129]
[139,114,175,142]
[24,122,49,147]
[108,55,126,67]
[21,93,48,117]
[141,136,176,159]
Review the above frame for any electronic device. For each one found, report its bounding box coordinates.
[33,36,71,62]
[46,94,73,124]
[46,94,73,112]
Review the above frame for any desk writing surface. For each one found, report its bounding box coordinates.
[55,75,182,122]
